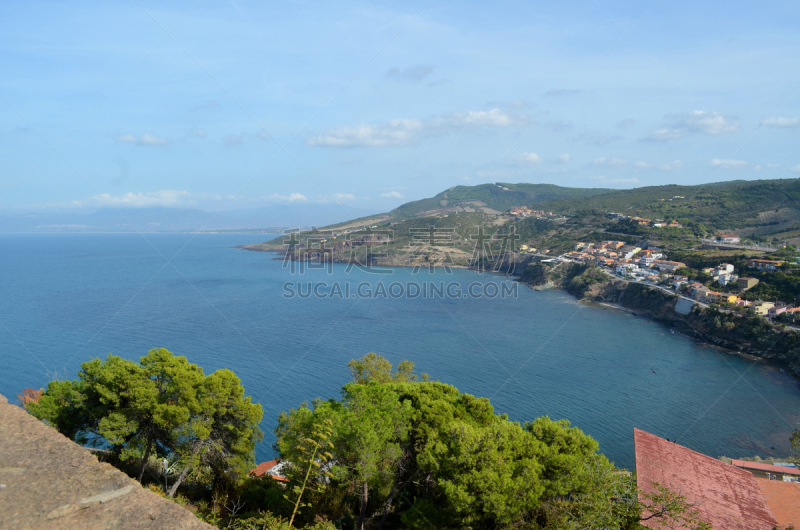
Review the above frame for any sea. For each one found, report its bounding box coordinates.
[1,232,798,470]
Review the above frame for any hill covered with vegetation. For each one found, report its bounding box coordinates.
[535,178,800,233]
[389,183,613,219]
[246,178,800,264]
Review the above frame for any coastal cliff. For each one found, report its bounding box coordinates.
[524,262,800,377]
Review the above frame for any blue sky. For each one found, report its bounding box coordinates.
[1,0,799,213]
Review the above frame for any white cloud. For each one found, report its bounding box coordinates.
[617,118,636,129]
[76,190,193,208]
[676,111,739,135]
[431,108,528,129]
[634,161,650,170]
[307,119,423,147]
[592,157,627,168]
[380,191,405,199]
[66,190,320,210]
[754,165,762,172]
[791,164,800,173]
[645,128,684,142]
[658,160,683,172]
[767,163,781,168]
[589,176,641,184]
[556,154,570,163]
[645,111,739,142]
[761,117,800,128]
[711,158,747,169]
[308,108,530,147]
[508,152,542,165]
[266,192,308,202]
[118,133,170,146]
[609,178,640,184]
[331,193,356,201]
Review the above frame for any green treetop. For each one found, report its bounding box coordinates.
[26,348,262,491]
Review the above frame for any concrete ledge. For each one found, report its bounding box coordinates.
[0,394,213,529]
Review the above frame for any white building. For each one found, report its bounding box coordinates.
[716,263,735,275]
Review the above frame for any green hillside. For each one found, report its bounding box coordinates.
[389,183,612,218]
[253,178,800,251]
[535,178,800,231]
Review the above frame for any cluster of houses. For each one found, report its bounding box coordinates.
[548,242,798,320]
[664,262,799,320]
[507,206,554,217]
[565,240,678,278]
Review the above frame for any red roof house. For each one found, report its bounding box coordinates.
[248,459,289,482]
[634,428,778,529]
[755,478,800,529]
[731,459,800,479]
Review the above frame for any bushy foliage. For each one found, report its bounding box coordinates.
[26,351,716,529]
[274,354,663,529]
[561,263,608,297]
[26,348,263,490]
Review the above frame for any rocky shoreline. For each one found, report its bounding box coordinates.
[527,262,800,379]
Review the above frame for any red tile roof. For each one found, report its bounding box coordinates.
[755,478,800,529]
[731,460,800,477]
[634,428,777,529]
[751,259,785,264]
[248,459,289,482]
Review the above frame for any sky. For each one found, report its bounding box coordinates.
[1,0,799,215]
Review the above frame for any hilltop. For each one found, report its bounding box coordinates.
[387,182,613,219]
[242,178,800,264]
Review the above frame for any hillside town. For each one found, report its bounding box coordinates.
[527,236,799,323]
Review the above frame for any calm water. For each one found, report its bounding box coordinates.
[1,233,799,469]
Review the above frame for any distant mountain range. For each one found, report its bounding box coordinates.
[0,204,381,233]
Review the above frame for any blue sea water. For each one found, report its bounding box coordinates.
[1,232,799,470]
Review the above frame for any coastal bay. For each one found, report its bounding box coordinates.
[1,233,799,470]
